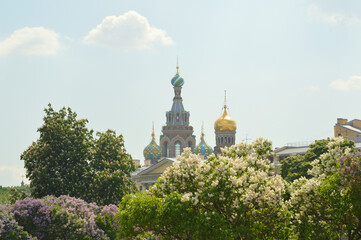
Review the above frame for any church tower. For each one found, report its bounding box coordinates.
[160,59,196,158]
[214,91,237,155]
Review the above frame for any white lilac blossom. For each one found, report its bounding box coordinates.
[150,138,291,239]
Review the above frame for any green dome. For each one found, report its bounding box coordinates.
[143,140,161,160]
[143,126,161,160]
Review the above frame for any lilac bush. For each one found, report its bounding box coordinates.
[44,195,106,239]
[96,204,119,240]
[1,196,119,240]
[0,205,33,240]
[11,198,51,239]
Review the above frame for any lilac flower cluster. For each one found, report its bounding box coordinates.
[338,152,361,187]
[12,198,51,239]
[0,205,33,240]
[0,196,119,240]
[44,195,106,239]
[99,204,120,230]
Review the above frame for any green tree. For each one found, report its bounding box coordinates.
[21,104,135,205]
[289,137,358,239]
[91,130,136,205]
[0,185,31,204]
[117,138,293,240]
[21,104,93,200]
[9,188,21,204]
[281,138,355,182]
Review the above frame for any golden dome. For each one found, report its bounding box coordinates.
[214,106,237,132]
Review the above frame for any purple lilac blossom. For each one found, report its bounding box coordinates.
[44,195,107,239]
[338,152,361,187]
[0,204,34,239]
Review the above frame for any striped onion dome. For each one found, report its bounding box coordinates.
[143,126,161,160]
[171,73,184,87]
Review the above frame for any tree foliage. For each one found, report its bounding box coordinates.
[92,130,136,205]
[0,185,31,205]
[117,138,293,240]
[21,104,135,205]
[116,137,361,239]
[289,137,359,239]
[281,137,355,182]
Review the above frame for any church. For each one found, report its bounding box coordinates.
[132,61,237,190]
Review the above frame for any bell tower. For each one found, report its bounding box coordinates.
[214,91,237,155]
[160,58,196,158]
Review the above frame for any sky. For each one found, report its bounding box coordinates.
[1,0,361,186]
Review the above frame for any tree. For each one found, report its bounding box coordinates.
[0,185,31,204]
[21,104,93,200]
[21,104,135,204]
[281,137,355,182]
[289,137,357,239]
[91,130,136,205]
[117,138,293,239]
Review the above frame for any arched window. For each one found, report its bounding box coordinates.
[139,186,143,191]
[221,137,223,144]
[164,142,169,157]
[188,141,192,148]
[175,141,181,157]
[176,113,179,122]
[228,137,231,144]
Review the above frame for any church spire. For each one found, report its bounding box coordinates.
[152,122,155,141]
[201,121,205,141]
[176,56,179,74]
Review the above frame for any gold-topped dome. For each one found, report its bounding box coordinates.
[214,106,237,131]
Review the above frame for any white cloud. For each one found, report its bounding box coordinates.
[329,76,361,91]
[0,27,60,56]
[84,11,173,50]
[307,4,361,24]
[309,85,320,92]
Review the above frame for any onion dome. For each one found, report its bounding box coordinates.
[143,124,162,160]
[171,58,184,87]
[214,106,237,132]
[194,123,213,157]
[214,91,237,132]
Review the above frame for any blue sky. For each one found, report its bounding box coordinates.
[1,0,361,186]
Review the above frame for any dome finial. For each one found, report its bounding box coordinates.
[151,122,155,141]
[176,56,179,74]
[201,121,205,140]
[224,90,227,110]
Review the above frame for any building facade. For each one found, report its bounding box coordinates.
[334,118,361,143]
